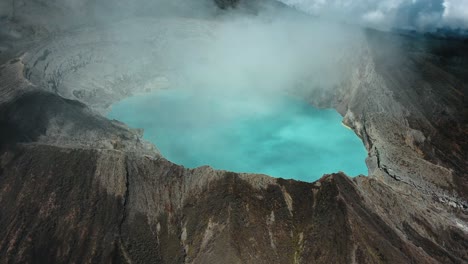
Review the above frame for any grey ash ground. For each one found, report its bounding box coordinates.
[0,0,467,263]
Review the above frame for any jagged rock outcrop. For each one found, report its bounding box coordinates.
[0,1,467,263]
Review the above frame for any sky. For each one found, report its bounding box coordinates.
[277,0,468,31]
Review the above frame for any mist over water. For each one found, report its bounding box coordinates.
[108,88,368,182]
[93,1,372,181]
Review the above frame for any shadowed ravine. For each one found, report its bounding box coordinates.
[0,0,467,263]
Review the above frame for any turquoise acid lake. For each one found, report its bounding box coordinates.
[108,88,368,182]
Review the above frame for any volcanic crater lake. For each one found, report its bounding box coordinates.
[108,88,368,182]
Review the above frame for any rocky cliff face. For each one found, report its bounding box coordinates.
[0,1,467,263]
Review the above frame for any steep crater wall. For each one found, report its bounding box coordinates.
[0,4,467,263]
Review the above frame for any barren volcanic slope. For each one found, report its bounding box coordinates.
[0,0,467,263]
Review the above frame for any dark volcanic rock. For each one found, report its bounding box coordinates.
[0,1,467,263]
[0,143,450,263]
[0,145,126,263]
